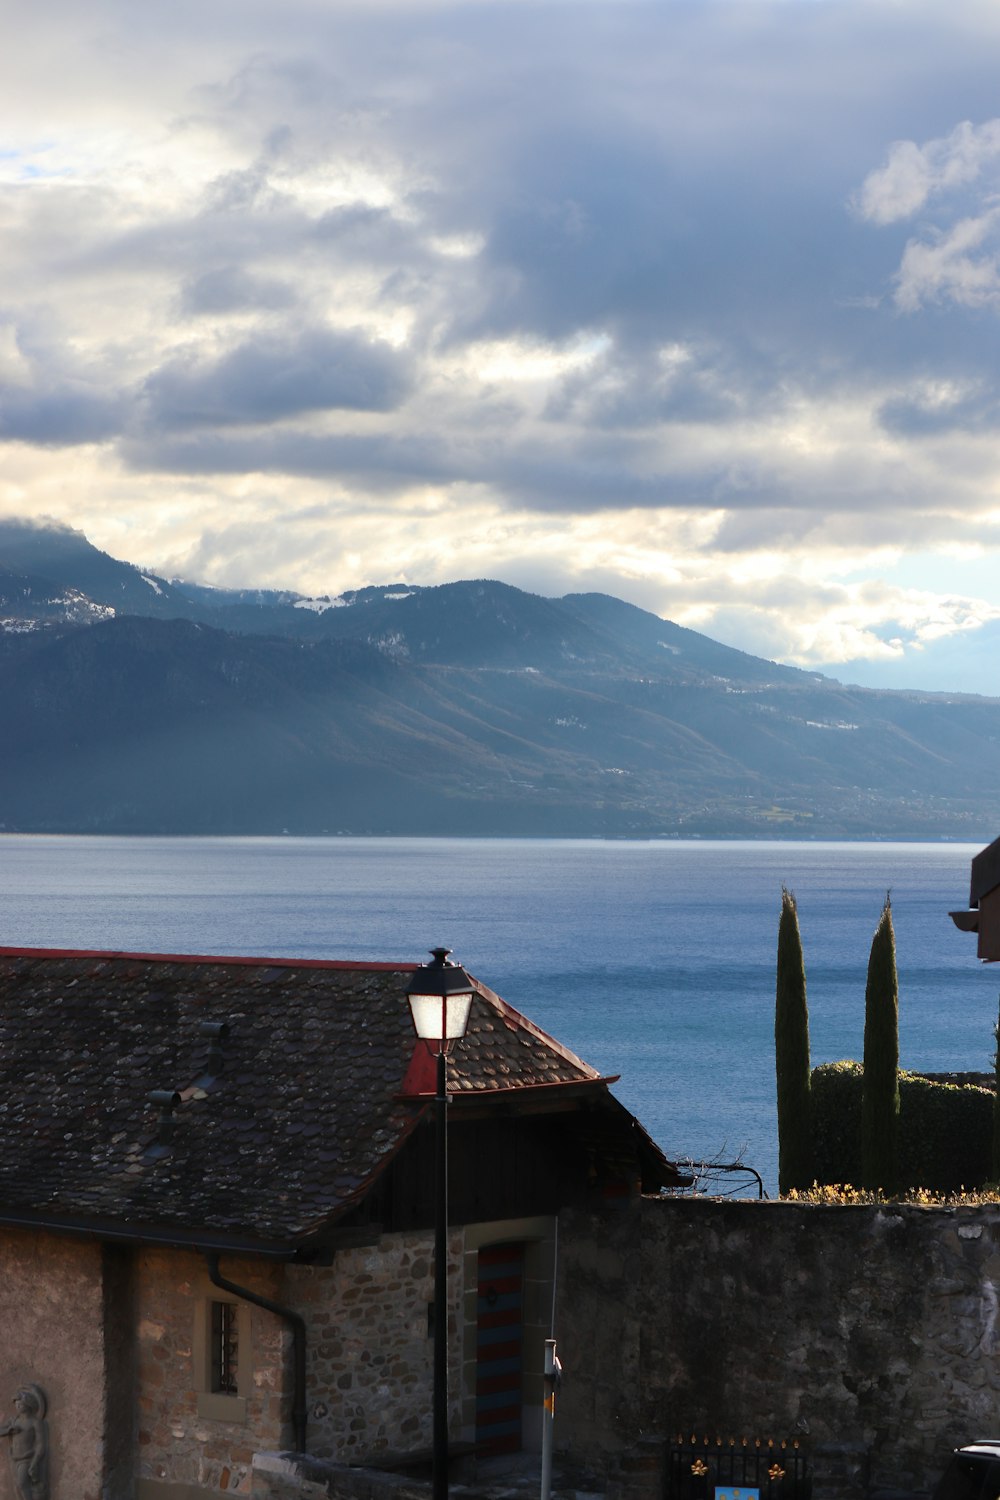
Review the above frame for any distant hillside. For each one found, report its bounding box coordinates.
[0,518,996,838]
[0,518,814,680]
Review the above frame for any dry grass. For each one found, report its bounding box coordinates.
[784,1183,1000,1206]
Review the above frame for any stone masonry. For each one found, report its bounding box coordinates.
[133,1218,550,1499]
[556,1196,1000,1496]
[285,1229,463,1464]
[0,1228,124,1500]
[136,1248,288,1498]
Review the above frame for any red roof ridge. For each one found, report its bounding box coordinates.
[469,977,601,1080]
[0,946,419,972]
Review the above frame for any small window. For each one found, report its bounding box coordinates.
[194,1296,249,1423]
[210,1300,239,1396]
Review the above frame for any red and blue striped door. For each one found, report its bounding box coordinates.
[476,1243,524,1454]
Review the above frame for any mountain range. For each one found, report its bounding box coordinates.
[0,517,997,839]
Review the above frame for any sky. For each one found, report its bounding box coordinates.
[6,1,1000,693]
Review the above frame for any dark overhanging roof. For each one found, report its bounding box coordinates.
[0,1204,302,1260]
[950,833,1000,944]
[0,944,684,1249]
[970,835,1000,907]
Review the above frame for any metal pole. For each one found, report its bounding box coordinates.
[541,1338,557,1500]
[433,1045,449,1500]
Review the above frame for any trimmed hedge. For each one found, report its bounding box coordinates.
[812,1060,994,1193]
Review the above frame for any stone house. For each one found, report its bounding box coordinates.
[951,832,1000,959]
[0,944,686,1500]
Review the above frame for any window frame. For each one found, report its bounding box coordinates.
[210,1298,240,1396]
[193,1296,252,1423]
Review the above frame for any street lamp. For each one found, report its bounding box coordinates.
[406,947,475,1500]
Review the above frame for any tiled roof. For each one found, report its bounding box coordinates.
[0,947,605,1248]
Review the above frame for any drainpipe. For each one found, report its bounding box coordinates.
[204,1251,308,1454]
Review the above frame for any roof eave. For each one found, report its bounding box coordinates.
[0,1205,303,1259]
[396,1075,620,1107]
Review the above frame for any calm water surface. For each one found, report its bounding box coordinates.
[0,835,991,1195]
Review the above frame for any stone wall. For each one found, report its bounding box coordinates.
[136,1248,289,1500]
[128,1214,554,1496]
[22,1200,999,1500]
[285,1229,463,1464]
[555,1197,1000,1496]
[0,1227,124,1500]
[284,1215,555,1466]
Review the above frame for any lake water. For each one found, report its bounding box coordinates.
[0,835,993,1196]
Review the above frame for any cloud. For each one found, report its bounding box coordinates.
[139,327,414,429]
[544,341,750,428]
[0,385,122,446]
[856,118,1000,313]
[856,119,1000,226]
[893,210,1000,312]
[179,266,299,316]
[878,378,1000,436]
[8,0,1000,690]
[658,572,1000,688]
[0,313,125,446]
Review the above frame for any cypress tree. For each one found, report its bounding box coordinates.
[861,894,900,1194]
[775,886,813,1194]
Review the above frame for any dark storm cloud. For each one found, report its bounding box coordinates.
[343,5,997,357]
[123,427,454,489]
[179,1,1000,492]
[26,3,1000,474]
[123,420,765,514]
[0,384,123,446]
[452,117,988,411]
[139,327,414,429]
[545,343,759,429]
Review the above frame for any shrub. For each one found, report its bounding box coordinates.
[787,1184,1000,1206]
[811,1061,993,1193]
[812,1061,863,1188]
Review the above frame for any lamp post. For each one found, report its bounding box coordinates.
[406,947,474,1500]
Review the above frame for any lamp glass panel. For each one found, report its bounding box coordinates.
[408,992,473,1041]
[444,992,473,1039]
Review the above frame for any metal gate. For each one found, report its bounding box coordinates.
[666,1436,810,1500]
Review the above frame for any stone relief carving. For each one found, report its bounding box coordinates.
[0,1386,48,1500]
